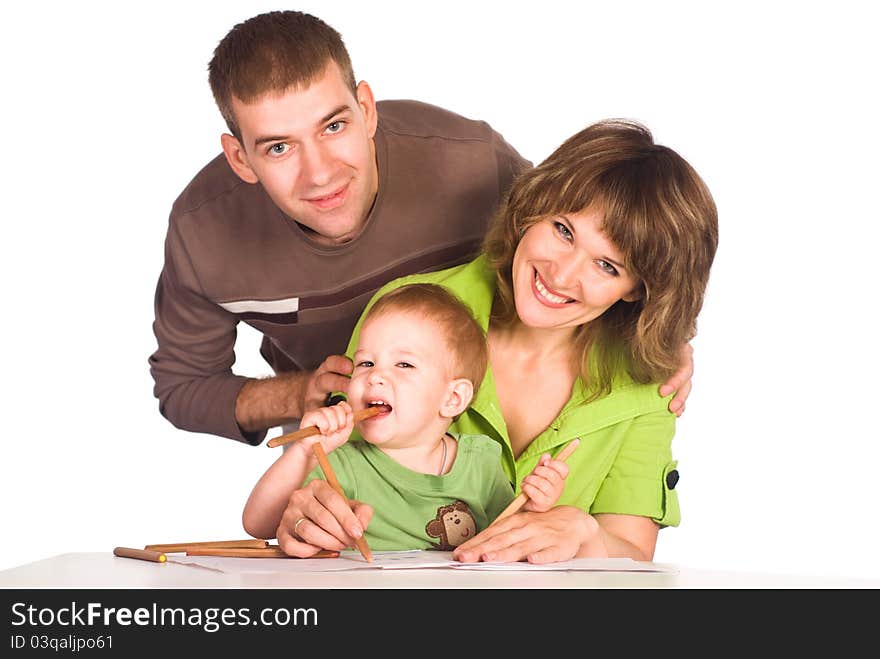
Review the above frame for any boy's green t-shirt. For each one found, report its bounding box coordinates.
[303,433,514,551]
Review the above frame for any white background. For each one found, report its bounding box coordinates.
[2,1,878,580]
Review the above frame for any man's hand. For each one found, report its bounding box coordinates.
[235,371,310,434]
[659,342,694,417]
[303,355,354,413]
[234,355,353,434]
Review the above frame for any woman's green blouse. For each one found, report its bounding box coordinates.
[345,255,680,526]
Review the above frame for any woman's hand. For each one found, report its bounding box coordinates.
[275,480,373,557]
[452,506,603,564]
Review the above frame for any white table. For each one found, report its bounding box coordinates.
[2,553,878,588]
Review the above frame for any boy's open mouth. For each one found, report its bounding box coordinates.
[367,400,393,415]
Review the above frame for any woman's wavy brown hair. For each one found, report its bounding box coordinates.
[484,119,718,399]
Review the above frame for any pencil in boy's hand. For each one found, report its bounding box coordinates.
[490,438,581,525]
[113,547,166,563]
[311,442,373,562]
[267,406,381,448]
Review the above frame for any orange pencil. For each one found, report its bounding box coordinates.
[144,539,268,553]
[185,546,338,558]
[267,407,381,448]
[490,438,581,525]
[312,442,373,562]
[114,547,166,563]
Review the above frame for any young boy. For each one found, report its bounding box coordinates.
[243,283,570,551]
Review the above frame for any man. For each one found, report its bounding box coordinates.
[149,10,692,446]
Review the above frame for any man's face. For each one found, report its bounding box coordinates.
[223,62,379,246]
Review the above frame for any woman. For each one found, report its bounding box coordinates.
[275,119,718,563]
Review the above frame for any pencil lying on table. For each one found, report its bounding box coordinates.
[185,546,338,558]
[267,406,381,448]
[144,539,268,553]
[312,442,373,562]
[114,547,166,563]
[490,438,581,525]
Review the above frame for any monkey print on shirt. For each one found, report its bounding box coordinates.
[425,500,478,550]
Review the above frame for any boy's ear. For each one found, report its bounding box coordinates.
[220,133,260,184]
[440,378,474,419]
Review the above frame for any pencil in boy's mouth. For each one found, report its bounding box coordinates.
[367,400,393,415]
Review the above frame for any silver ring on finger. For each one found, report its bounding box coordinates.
[293,517,308,540]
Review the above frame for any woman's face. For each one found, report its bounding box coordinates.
[511,207,642,331]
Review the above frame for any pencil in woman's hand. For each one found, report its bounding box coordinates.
[267,406,381,448]
[312,442,373,562]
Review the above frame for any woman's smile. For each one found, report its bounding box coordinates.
[532,269,576,307]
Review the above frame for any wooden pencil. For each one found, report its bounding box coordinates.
[312,442,373,562]
[185,547,338,558]
[267,406,381,448]
[144,539,268,553]
[490,438,582,525]
[114,547,166,563]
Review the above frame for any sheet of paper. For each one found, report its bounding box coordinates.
[351,550,458,568]
[167,553,376,573]
[168,550,675,574]
[452,557,677,573]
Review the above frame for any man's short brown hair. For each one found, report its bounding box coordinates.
[208,11,357,138]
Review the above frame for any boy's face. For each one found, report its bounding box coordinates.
[349,311,456,448]
[221,61,379,246]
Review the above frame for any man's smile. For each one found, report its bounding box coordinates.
[304,182,349,210]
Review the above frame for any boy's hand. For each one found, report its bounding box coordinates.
[300,401,355,454]
[521,452,571,513]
